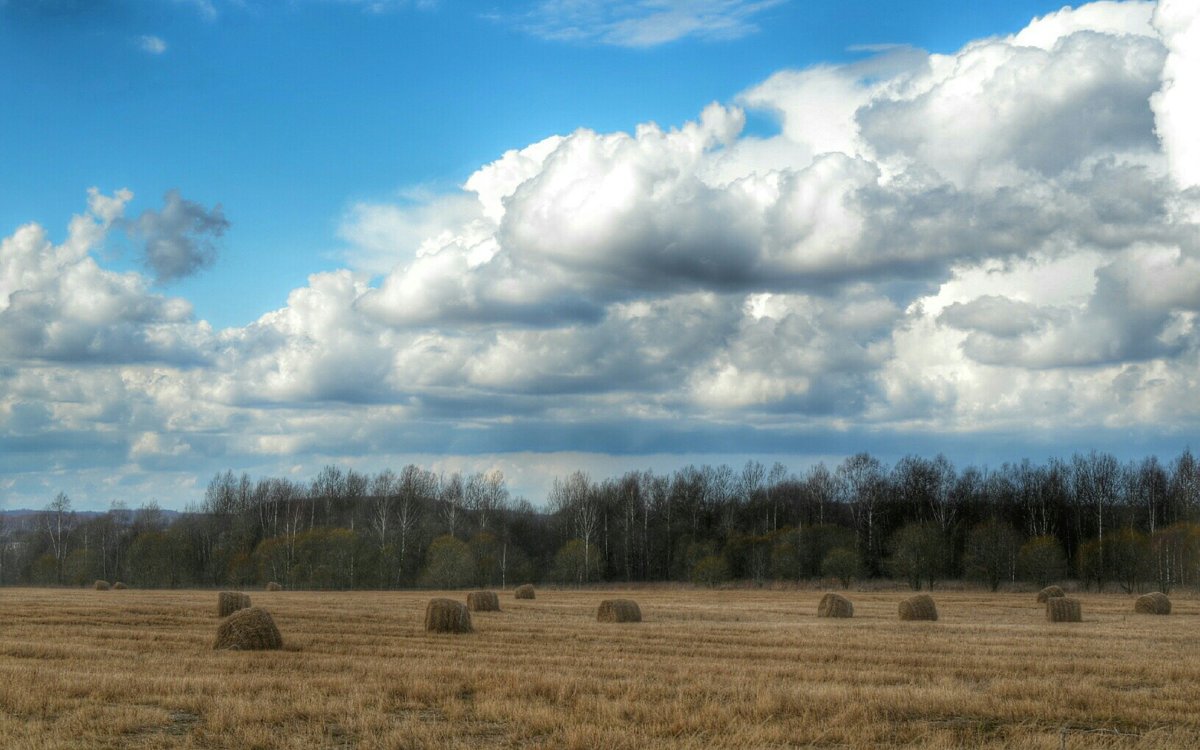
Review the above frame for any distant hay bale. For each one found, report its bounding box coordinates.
[898,594,938,621]
[213,607,283,651]
[514,584,535,600]
[265,582,283,592]
[1046,597,1082,622]
[425,598,473,633]
[597,599,642,623]
[1036,585,1065,603]
[112,582,127,590]
[467,591,501,612]
[817,592,854,618]
[1135,592,1171,615]
[93,580,111,591]
[217,591,252,617]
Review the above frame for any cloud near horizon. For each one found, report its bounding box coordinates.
[3,0,1200,509]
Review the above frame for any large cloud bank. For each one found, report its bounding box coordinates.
[3,0,1200,506]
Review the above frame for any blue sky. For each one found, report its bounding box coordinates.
[2,0,1200,510]
[3,0,1078,326]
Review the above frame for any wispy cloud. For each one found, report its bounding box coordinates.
[173,0,217,22]
[514,0,788,47]
[138,35,168,55]
[312,0,439,13]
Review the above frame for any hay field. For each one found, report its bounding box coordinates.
[1,587,1199,749]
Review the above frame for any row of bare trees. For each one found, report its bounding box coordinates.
[3,449,1199,590]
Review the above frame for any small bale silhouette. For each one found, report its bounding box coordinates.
[214,607,283,651]
[899,594,938,621]
[93,580,111,591]
[1046,597,1082,622]
[1036,585,1065,603]
[597,599,642,623]
[112,582,127,590]
[265,582,283,592]
[218,591,252,617]
[817,592,854,618]
[1135,592,1171,615]
[425,598,473,633]
[467,591,501,612]
[514,584,535,600]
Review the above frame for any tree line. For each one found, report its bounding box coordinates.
[3,450,1200,593]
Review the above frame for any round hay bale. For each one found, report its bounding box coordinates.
[112,582,127,590]
[217,591,252,618]
[817,592,854,618]
[214,607,283,651]
[514,584,535,600]
[898,594,938,621]
[265,582,283,592]
[597,599,642,623]
[466,591,501,612]
[425,598,473,633]
[1036,585,1065,603]
[1135,592,1171,615]
[93,580,111,591]
[1046,597,1082,622]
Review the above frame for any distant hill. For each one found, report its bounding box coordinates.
[0,508,183,523]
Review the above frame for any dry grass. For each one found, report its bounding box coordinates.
[597,599,642,623]
[1045,596,1083,623]
[466,591,500,612]
[1135,593,1171,615]
[514,584,535,600]
[1037,586,1065,603]
[425,598,473,633]
[266,582,283,592]
[93,580,111,591]
[898,594,938,621]
[1,587,1200,748]
[817,592,854,618]
[214,607,283,651]
[217,592,251,618]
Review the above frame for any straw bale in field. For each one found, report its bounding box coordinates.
[467,591,501,612]
[214,607,283,651]
[514,584,535,599]
[265,582,283,592]
[112,582,127,590]
[1036,585,1065,603]
[425,598,473,633]
[93,580,111,590]
[898,594,938,621]
[597,599,642,623]
[218,591,252,617]
[1134,592,1171,615]
[1046,597,1082,622]
[817,592,853,618]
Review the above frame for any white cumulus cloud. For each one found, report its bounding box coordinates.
[7,0,1200,509]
